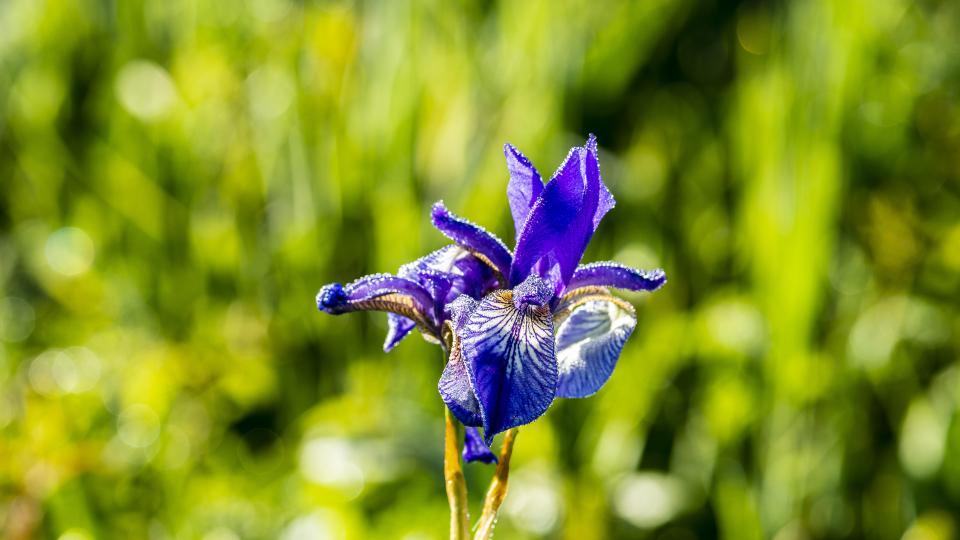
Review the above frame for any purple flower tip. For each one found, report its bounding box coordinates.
[430,200,448,220]
[463,426,498,464]
[316,283,347,313]
[586,133,598,153]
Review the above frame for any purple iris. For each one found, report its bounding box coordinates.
[317,135,666,456]
[463,426,498,464]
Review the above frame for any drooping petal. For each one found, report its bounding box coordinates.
[445,294,478,331]
[431,202,513,281]
[510,136,610,294]
[567,262,667,292]
[555,298,636,398]
[317,274,436,331]
[384,313,416,352]
[439,335,483,427]
[463,426,498,464]
[461,289,557,444]
[504,143,543,240]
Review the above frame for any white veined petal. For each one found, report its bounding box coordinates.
[555,299,636,398]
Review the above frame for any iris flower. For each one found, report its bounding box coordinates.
[317,135,665,457]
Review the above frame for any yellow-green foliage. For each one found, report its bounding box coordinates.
[1,0,959,538]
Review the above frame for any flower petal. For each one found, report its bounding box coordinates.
[512,273,554,309]
[504,143,543,240]
[316,274,436,331]
[587,135,616,229]
[461,290,557,444]
[445,294,478,331]
[447,251,498,300]
[384,313,417,352]
[555,298,636,398]
[509,136,610,294]
[431,202,513,281]
[567,262,667,292]
[382,246,497,350]
[439,335,483,427]
[463,426,498,464]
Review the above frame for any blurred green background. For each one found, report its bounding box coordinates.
[1,0,959,538]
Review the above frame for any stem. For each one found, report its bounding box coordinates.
[473,428,518,540]
[444,408,470,540]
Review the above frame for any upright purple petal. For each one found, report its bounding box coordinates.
[431,202,513,280]
[461,290,557,444]
[463,427,498,464]
[504,143,543,240]
[555,299,636,398]
[567,262,667,292]
[509,137,609,294]
[586,135,616,229]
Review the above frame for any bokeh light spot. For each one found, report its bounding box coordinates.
[58,529,94,540]
[28,350,61,396]
[299,437,364,498]
[116,60,178,120]
[281,512,342,540]
[613,473,689,529]
[203,527,241,540]
[503,466,562,535]
[45,227,95,276]
[247,65,295,120]
[736,9,770,55]
[0,296,35,342]
[899,398,947,479]
[118,404,162,449]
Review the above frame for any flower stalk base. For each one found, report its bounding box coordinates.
[444,408,470,540]
[472,429,517,540]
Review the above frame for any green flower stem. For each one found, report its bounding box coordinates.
[444,408,470,540]
[473,428,517,540]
